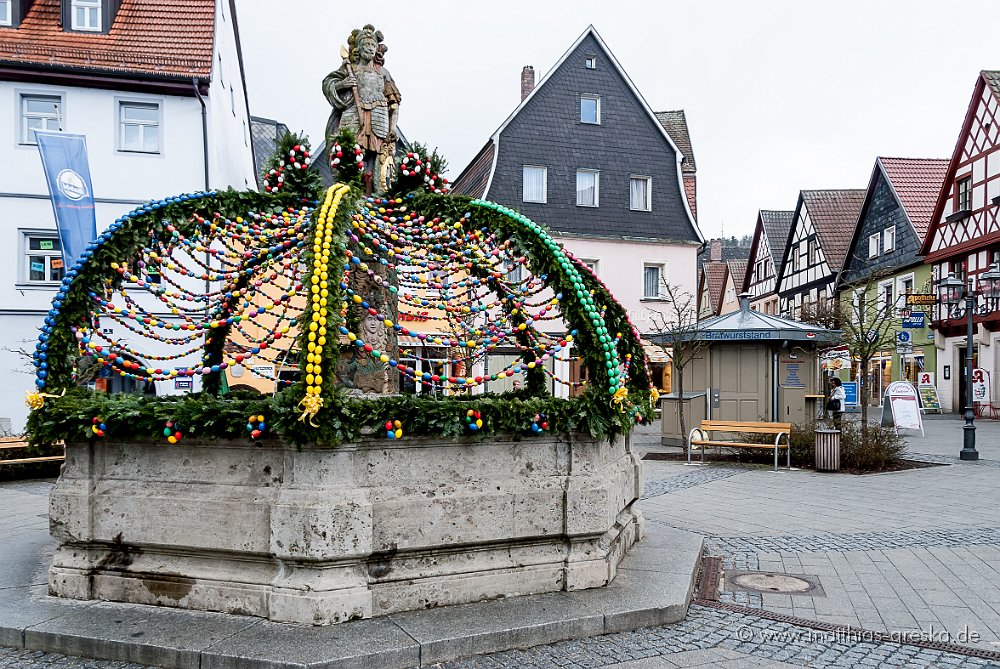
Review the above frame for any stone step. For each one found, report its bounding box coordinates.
[0,528,704,669]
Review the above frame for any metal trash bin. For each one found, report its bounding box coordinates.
[815,429,841,472]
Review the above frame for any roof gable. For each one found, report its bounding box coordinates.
[0,0,216,78]
[759,210,794,279]
[878,157,949,239]
[702,262,728,315]
[460,25,702,244]
[797,189,866,273]
[920,71,1000,256]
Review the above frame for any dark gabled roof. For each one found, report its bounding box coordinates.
[654,110,696,173]
[878,157,949,239]
[759,210,794,282]
[0,0,216,78]
[921,70,1000,259]
[451,141,494,198]
[798,189,866,273]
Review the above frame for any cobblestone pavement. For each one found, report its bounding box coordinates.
[641,466,750,500]
[437,605,999,668]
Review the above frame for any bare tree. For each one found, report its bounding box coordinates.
[647,282,708,443]
[798,297,841,330]
[836,271,899,431]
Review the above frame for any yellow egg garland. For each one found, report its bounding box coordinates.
[297,183,351,427]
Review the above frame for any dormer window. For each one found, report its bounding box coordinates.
[71,0,101,32]
[0,0,12,27]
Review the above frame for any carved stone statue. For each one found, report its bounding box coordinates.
[323,24,401,193]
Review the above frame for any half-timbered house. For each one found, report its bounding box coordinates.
[776,189,865,319]
[743,210,793,315]
[836,157,948,404]
[920,71,1000,412]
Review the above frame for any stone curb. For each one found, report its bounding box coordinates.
[0,529,704,669]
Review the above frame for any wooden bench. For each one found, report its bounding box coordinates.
[0,436,65,467]
[687,420,792,471]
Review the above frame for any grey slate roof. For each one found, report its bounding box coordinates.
[249,116,288,189]
[760,210,794,278]
[654,110,696,173]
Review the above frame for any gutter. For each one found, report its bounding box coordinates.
[192,78,210,190]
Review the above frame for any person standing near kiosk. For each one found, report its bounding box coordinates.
[827,378,846,427]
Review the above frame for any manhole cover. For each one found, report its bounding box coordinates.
[731,572,814,593]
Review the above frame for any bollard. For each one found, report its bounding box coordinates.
[814,428,841,472]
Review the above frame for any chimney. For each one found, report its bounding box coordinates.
[520,66,535,101]
[710,239,723,261]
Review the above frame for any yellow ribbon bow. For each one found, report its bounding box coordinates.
[611,387,629,413]
[297,394,324,427]
[25,389,65,410]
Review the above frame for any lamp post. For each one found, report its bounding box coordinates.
[938,263,1000,460]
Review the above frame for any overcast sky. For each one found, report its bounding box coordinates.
[235,0,999,240]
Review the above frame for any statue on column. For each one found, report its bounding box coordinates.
[323,25,401,194]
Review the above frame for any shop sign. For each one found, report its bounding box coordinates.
[901,313,926,328]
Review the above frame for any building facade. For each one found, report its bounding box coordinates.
[776,189,865,318]
[836,157,948,405]
[0,0,256,430]
[743,210,793,315]
[921,71,1000,412]
[452,25,704,390]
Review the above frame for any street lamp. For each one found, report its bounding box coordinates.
[937,263,1000,460]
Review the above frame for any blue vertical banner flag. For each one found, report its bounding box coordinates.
[35,132,98,270]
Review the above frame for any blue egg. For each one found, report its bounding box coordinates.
[36,379,46,388]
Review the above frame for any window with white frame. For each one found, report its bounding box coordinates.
[629,175,651,211]
[883,225,896,253]
[584,55,596,69]
[70,0,101,31]
[20,94,62,144]
[522,165,546,203]
[576,170,599,207]
[807,237,818,265]
[643,264,664,299]
[0,0,12,26]
[878,279,894,314]
[119,102,160,153]
[580,95,600,124]
[868,232,880,259]
[581,258,599,275]
[22,233,65,284]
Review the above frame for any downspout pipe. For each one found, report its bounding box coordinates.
[192,78,209,190]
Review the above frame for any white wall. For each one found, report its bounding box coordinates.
[558,236,699,336]
[207,0,256,191]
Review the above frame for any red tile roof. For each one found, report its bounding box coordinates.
[800,189,866,273]
[703,261,728,314]
[878,157,949,239]
[726,260,747,295]
[0,0,215,78]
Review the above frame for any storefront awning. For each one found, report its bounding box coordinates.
[642,340,670,364]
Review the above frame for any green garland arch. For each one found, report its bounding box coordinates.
[26,163,656,447]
